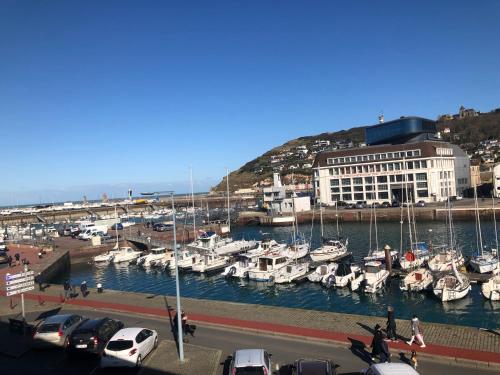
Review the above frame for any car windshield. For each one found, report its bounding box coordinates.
[235,367,265,375]
[38,323,60,333]
[106,340,134,351]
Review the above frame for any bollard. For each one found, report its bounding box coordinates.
[38,294,45,306]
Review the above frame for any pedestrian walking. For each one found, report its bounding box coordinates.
[97,282,103,293]
[71,284,78,298]
[406,315,426,348]
[386,306,397,341]
[63,280,71,299]
[370,324,383,362]
[14,252,20,266]
[7,255,12,267]
[80,281,88,297]
[379,333,391,363]
[38,251,43,259]
[35,273,44,291]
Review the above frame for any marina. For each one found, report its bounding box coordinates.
[45,220,500,331]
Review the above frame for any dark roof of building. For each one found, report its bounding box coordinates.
[312,141,463,168]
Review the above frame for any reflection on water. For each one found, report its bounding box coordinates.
[57,221,500,330]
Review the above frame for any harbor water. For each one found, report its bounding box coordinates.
[58,221,499,330]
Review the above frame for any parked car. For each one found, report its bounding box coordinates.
[67,317,124,356]
[33,314,84,349]
[416,200,425,207]
[293,359,336,374]
[111,223,123,231]
[229,349,272,375]
[153,223,173,232]
[391,201,401,207]
[370,202,380,208]
[355,201,367,209]
[381,201,391,208]
[0,250,9,264]
[363,363,419,375]
[101,327,158,368]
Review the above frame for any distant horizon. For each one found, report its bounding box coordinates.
[2,1,499,206]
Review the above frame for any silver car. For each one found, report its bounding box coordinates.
[33,314,84,349]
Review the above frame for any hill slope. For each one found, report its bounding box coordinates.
[213,108,500,192]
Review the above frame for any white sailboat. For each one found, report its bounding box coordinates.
[93,206,122,263]
[481,198,500,300]
[310,202,348,262]
[274,261,309,283]
[222,247,266,278]
[136,247,167,267]
[433,191,471,302]
[470,190,499,274]
[191,251,229,273]
[112,247,142,263]
[168,249,198,271]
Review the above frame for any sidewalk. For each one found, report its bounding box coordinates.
[2,285,499,366]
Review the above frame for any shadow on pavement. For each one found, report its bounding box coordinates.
[348,337,372,365]
[35,307,62,321]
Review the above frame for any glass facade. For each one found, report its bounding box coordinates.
[365,117,436,145]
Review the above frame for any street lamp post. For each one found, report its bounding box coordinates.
[170,192,184,362]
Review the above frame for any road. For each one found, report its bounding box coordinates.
[1,306,497,375]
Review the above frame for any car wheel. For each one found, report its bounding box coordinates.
[136,355,142,367]
[154,336,158,349]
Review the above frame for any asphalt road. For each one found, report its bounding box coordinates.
[1,307,497,375]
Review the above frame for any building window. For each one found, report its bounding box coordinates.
[365,185,373,191]
[342,186,352,192]
[362,155,368,161]
[327,158,334,165]
[356,156,362,162]
[388,163,394,171]
[416,182,427,189]
[395,163,401,170]
[407,161,414,169]
[395,175,404,182]
[369,154,374,161]
[416,173,427,181]
[406,174,414,182]
[387,152,393,159]
[331,194,341,202]
[406,151,412,157]
[378,184,388,191]
[378,192,389,199]
[330,187,340,193]
[357,166,362,173]
[329,168,334,175]
[365,177,373,184]
[341,178,350,186]
[334,167,340,175]
[354,193,364,200]
[417,190,429,197]
[330,179,339,186]
[353,177,363,185]
[342,193,352,201]
[381,153,387,159]
[375,164,381,172]
[375,154,381,160]
[377,176,387,183]
[366,192,376,200]
[414,150,421,157]
[354,185,363,192]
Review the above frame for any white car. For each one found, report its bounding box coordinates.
[364,363,420,375]
[100,327,158,368]
[229,349,272,375]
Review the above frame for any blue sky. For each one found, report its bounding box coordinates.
[1,1,499,205]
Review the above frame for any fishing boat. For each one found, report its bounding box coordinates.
[469,187,499,274]
[362,261,390,293]
[247,252,290,281]
[481,268,500,301]
[400,268,433,292]
[308,263,338,283]
[222,247,266,278]
[112,247,142,263]
[93,248,121,263]
[274,262,309,283]
[168,249,198,271]
[136,247,167,267]
[191,252,229,274]
[321,263,361,288]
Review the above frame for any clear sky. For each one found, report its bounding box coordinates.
[1,1,499,205]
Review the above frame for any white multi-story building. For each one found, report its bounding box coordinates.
[313,141,470,205]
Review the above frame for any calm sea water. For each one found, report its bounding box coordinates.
[56,221,500,329]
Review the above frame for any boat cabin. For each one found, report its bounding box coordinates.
[365,261,384,274]
[258,254,288,271]
[150,247,166,255]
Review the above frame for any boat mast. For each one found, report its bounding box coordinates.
[114,205,119,249]
[404,157,413,250]
[474,185,484,255]
[226,168,230,233]
[399,205,404,257]
[190,167,196,240]
[336,201,340,239]
[493,196,499,253]
[319,199,324,240]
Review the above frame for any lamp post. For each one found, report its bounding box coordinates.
[142,190,183,362]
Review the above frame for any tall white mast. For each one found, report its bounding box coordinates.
[319,200,324,239]
[493,196,499,254]
[190,167,196,239]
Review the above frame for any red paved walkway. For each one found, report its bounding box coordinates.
[3,290,499,366]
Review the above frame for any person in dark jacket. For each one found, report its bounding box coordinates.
[80,281,88,297]
[63,280,71,299]
[386,306,397,341]
[379,332,391,363]
[370,324,383,362]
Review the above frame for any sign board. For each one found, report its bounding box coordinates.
[4,271,35,296]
